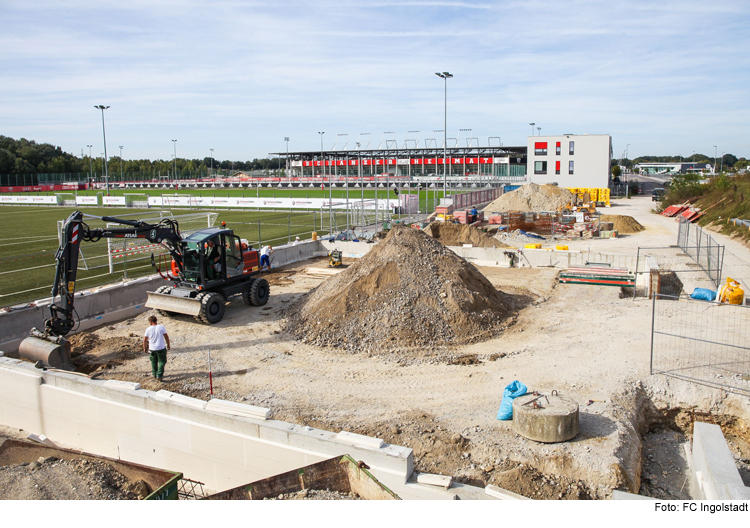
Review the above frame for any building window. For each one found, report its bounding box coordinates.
[556,142,561,155]
[556,161,560,175]
[569,160,574,174]
[569,141,575,155]
[534,142,547,156]
[534,161,547,174]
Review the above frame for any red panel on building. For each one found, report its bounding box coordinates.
[535,142,547,149]
[411,159,423,165]
[556,142,561,147]
[348,160,358,166]
[425,158,435,165]
[556,161,561,171]
[303,161,313,167]
[479,157,492,164]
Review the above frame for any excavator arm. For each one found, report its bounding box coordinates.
[20,211,185,370]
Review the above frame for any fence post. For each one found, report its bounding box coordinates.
[650,293,656,374]
[258,220,262,248]
[288,214,291,243]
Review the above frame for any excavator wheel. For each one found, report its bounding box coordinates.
[249,278,270,306]
[198,292,226,324]
[241,278,257,306]
[154,285,176,317]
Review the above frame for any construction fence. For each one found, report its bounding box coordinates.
[650,293,750,396]
[677,217,724,287]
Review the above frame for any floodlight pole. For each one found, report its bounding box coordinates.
[436,72,453,206]
[357,142,363,227]
[119,145,124,181]
[94,105,110,195]
[284,137,289,180]
[87,145,93,181]
[210,148,214,177]
[172,140,177,181]
[713,145,717,175]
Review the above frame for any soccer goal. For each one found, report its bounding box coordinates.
[55,193,77,206]
[124,193,151,208]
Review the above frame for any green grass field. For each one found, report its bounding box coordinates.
[0,186,443,307]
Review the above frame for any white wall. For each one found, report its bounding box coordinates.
[0,358,458,499]
[527,134,612,189]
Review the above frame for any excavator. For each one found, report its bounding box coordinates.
[19,211,269,370]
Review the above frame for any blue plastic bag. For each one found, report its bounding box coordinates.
[496,380,528,420]
[690,288,717,302]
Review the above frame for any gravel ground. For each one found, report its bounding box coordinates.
[264,489,363,500]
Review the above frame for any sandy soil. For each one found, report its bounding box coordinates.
[59,196,750,500]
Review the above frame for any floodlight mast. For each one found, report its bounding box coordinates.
[435,72,453,203]
[94,105,110,195]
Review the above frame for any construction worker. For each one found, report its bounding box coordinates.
[469,207,478,223]
[144,315,170,381]
[260,245,273,271]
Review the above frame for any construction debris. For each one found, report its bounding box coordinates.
[484,183,575,213]
[285,225,513,353]
[423,221,507,248]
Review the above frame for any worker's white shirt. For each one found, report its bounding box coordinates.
[144,324,168,351]
[260,246,272,257]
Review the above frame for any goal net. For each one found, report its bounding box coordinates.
[124,193,150,208]
[55,193,76,206]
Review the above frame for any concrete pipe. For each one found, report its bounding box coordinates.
[512,392,579,443]
[19,336,74,371]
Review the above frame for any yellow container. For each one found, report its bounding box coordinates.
[555,245,569,251]
[524,243,542,249]
[587,188,599,202]
[312,231,318,241]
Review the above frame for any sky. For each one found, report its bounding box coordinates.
[1,0,749,162]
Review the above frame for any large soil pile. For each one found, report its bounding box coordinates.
[285,225,513,353]
[484,183,575,213]
[423,222,507,248]
[600,215,644,234]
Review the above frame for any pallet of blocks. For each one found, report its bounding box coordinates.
[558,265,635,288]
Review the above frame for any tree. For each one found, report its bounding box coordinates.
[612,165,621,178]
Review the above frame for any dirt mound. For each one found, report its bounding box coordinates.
[423,222,507,248]
[285,225,513,353]
[599,215,644,234]
[0,456,142,500]
[484,183,575,213]
[67,333,142,373]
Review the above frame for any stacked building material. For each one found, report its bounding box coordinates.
[559,265,635,288]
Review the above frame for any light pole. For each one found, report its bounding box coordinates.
[210,148,214,177]
[319,132,329,232]
[284,137,290,180]
[435,72,453,204]
[119,145,124,181]
[720,152,725,173]
[536,127,541,136]
[357,142,363,227]
[172,140,177,180]
[94,105,110,195]
[529,123,535,136]
[87,145,93,181]
[713,145,717,175]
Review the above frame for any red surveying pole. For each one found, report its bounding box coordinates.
[208,348,214,397]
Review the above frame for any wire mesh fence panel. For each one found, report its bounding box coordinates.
[633,246,723,299]
[676,218,724,287]
[651,294,750,395]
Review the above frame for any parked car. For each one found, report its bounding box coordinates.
[652,188,665,201]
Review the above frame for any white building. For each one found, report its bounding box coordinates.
[527,134,612,189]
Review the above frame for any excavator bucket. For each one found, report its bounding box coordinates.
[145,291,202,317]
[19,332,74,371]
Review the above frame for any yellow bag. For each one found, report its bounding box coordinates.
[556,245,569,251]
[524,243,542,249]
[718,278,745,305]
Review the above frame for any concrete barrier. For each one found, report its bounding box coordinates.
[0,275,165,355]
[447,246,642,271]
[0,358,457,499]
[691,421,750,500]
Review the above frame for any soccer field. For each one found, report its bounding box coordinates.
[0,205,354,308]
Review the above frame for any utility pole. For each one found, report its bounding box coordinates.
[210,148,214,177]
[284,137,290,180]
[94,105,110,195]
[87,144,93,181]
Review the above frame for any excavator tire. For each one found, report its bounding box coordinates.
[198,292,225,324]
[249,278,270,306]
[241,278,257,306]
[154,285,176,317]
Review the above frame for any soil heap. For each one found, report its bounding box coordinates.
[423,221,507,248]
[0,456,144,500]
[285,225,513,353]
[599,215,644,234]
[484,183,575,213]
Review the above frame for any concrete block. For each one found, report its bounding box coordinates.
[416,472,452,488]
[335,431,384,450]
[141,412,192,453]
[204,398,270,420]
[74,421,119,458]
[611,490,654,500]
[118,433,166,469]
[152,390,207,410]
[94,400,143,437]
[692,421,750,500]
[101,380,141,391]
[485,484,530,500]
[512,393,579,443]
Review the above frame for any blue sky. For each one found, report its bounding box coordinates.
[1,0,749,162]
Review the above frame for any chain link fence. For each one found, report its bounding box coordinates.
[650,293,750,395]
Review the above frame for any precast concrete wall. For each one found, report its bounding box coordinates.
[0,275,165,355]
[691,421,750,500]
[447,246,642,272]
[0,358,456,499]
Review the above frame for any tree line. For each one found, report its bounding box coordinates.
[0,135,281,177]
